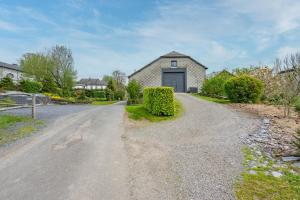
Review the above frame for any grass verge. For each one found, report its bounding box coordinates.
[126,99,183,122]
[91,101,117,105]
[0,114,44,146]
[235,147,300,200]
[192,94,231,104]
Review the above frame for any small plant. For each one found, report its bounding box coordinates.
[0,77,15,90]
[224,75,264,103]
[293,129,300,156]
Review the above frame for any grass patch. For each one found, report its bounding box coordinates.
[91,101,117,105]
[235,147,300,200]
[0,115,31,129]
[0,114,43,146]
[126,99,183,122]
[192,94,231,104]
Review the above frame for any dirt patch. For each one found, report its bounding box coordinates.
[228,103,300,156]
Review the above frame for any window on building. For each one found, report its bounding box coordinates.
[171,60,177,68]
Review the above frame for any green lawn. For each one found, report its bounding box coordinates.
[0,114,43,146]
[192,94,231,104]
[126,100,183,122]
[91,101,117,105]
[235,147,300,200]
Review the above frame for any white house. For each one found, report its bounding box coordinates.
[0,61,23,82]
[75,78,107,90]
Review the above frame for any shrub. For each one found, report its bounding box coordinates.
[127,80,142,100]
[201,70,234,97]
[105,88,114,101]
[19,79,42,93]
[0,77,15,90]
[92,90,106,98]
[114,89,125,100]
[143,87,175,116]
[224,75,264,103]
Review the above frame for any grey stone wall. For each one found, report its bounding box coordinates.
[129,57,206,92]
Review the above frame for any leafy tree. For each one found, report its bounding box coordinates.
[20,53,54,82]
[0,77,15,90]
[224,75,264,103]
[127,80,142,100]
[49,45,77,94]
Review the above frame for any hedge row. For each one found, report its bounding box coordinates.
[143,87,175,116]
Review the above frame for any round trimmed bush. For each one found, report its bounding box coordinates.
[224,75,264,103]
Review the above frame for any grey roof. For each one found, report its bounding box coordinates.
[77,78,107,86]
[0,61,22,72]
[129,51,208,78]
[161,51,189,58]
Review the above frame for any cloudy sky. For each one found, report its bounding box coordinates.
[0,0,300,79]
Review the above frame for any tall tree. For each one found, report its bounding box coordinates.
[112,70,126,87]
[49,45,77,93]
[20,53,54,82]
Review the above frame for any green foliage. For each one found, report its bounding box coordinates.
[224,75,264,103]
[19,79,42,93]
[0,77,15,90]
[107,78,117,91]
[127,80,142,100]
[20,53,54,82]
[84,90,106,98]
[114,89,125,100]
[105,88,114,101]
[293,129,300,156]
[202,70,234,97]
[20,45,77,97]
[127,98,143,105]
[143,87,175,116]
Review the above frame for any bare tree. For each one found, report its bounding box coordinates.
[273,53,300,117]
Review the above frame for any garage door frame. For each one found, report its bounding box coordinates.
[161,68,187,92]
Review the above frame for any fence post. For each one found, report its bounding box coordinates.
[32,94,36,119]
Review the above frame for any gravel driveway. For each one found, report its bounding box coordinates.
[124,93,259,200]
[0,95,259,200]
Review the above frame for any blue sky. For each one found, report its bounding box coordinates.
[0,0,300,79]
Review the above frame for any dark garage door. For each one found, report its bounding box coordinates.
[162,72,185,92]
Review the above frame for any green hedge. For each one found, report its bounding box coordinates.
[143,87,175,116]
[224,75,264,103]
[19,79,42,93]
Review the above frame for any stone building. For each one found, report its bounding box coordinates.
[128,51,207,92]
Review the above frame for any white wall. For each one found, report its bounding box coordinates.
[0,67,23,82]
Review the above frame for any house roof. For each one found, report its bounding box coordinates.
[128,51,208,78]
[77,78,107,86]
[0,61,22,72]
